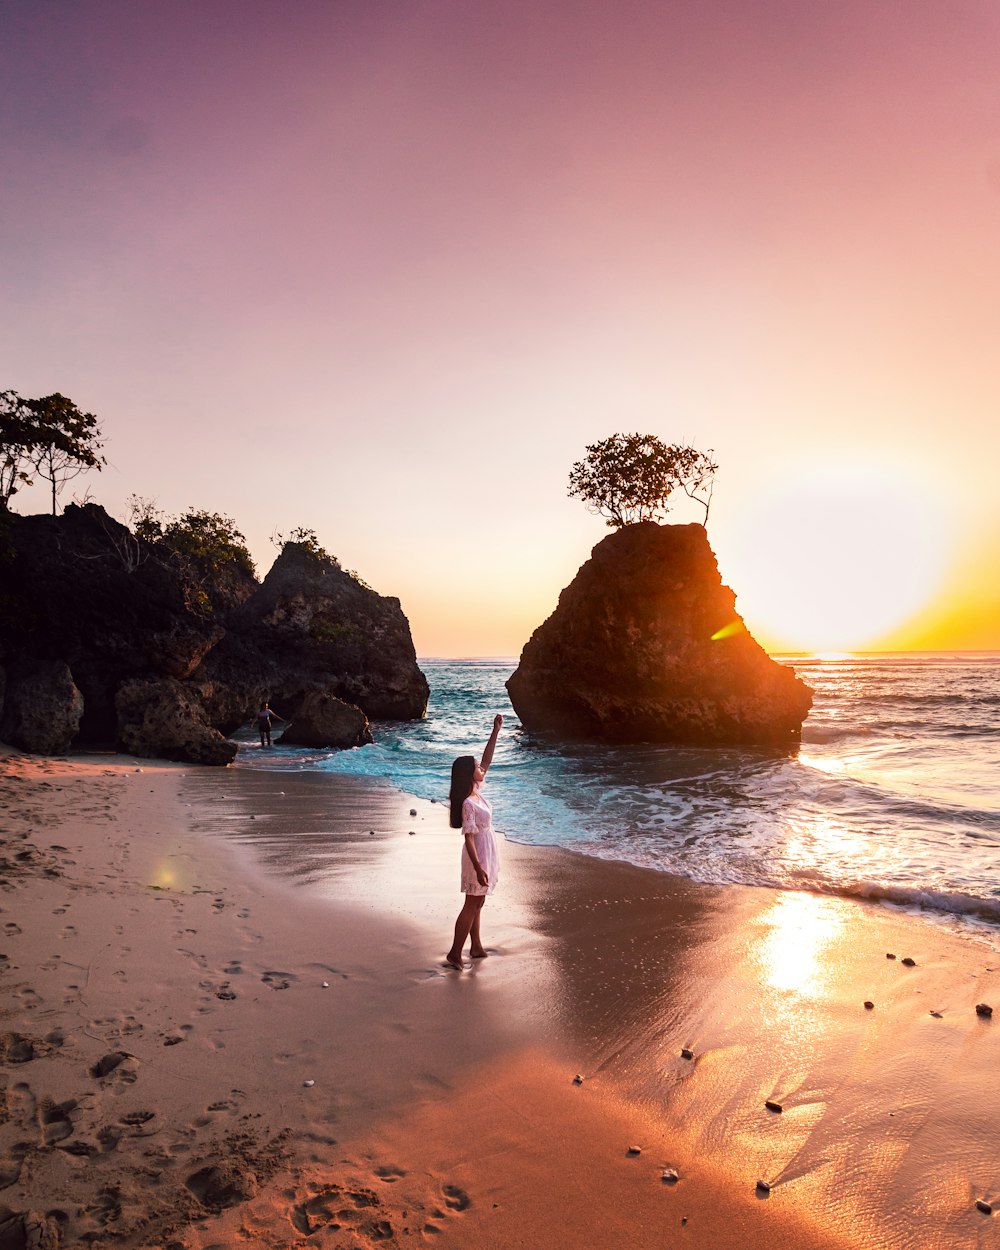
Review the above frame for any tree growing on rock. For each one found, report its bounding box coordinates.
[0,391,35,508]
[568,433,717,527]
[22,392,105,515]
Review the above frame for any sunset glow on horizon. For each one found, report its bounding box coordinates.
[3,1,998,657]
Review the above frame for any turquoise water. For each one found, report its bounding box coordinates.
[236,654,1000,929]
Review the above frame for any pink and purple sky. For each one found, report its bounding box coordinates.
[3,0,999,655]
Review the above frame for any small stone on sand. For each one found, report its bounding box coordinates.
[627,1145,642,1156]
[303,1079,315,1088]
[976,1003,993,1018]
[572,1074,584,1084]
[764,1100,783,1114]
[321,981,330,988]
[409,831,416,836]
[680,1048,694,1060]
[901,957,916,966]
[930,1010,943,1018]
[976,1199,993,1214]
[886,952,896,960]
[410,808,417,816]
[756,1180,771,1194]
[864,1001,875,1010]
[662,1169,679,1184]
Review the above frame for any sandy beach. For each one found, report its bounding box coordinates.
[1,747,998,1249]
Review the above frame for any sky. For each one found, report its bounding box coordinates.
[3,0,999,657]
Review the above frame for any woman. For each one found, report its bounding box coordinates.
[445,713,503,970]
[252,700,286,748]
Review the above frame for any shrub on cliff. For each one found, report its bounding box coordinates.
[568,433,717,527]
[130,500,255,579]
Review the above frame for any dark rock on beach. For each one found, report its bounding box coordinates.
[0,659,83,754]
[0,505,426,766]
[506,522,812,746]
[277,689,373,749]
[116,677,238,766]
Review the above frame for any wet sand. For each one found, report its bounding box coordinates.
[1,747,998,1248]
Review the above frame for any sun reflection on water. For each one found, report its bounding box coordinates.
[756,892,846,997]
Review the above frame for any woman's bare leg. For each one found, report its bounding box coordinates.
[446,895,485,968]
[469,899,488,958]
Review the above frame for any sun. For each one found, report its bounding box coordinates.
[717,461,951,652]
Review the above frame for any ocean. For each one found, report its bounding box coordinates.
[237,654,1000,935]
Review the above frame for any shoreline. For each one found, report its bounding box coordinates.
[2,747,998,1248]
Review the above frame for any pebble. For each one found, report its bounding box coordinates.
[976,1003,993,1018]
[930,1010,943,1018]
[627,1145,642,1156]
[756,1180,771,1194]
[886,952,896,960]
[303,1079,315,1088]
[662,1169,679,1184]
[976,1199,993,1215]
[901,957,917,966]
[410,808,417,816]
[369,830,376,836]
[680,1048,694,1060]
[764,1100,783,1114]
[321,981,329,988]
[864,1001,875,1010]
[135,767,143,773]
[409,831,416,836]
[572,1074,584,1085]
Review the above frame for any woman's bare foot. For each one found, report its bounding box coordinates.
[469,947,489,959]
[444,953,465,970]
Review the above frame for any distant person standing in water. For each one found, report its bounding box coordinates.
[252,701,285,748]
[446,714,503,970]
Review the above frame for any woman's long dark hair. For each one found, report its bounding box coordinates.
[449,756,476,828]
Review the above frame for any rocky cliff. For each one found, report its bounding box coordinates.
[506,522,812,746]
[0,505,427,764]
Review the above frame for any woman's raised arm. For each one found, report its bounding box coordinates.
[480,714,503,773]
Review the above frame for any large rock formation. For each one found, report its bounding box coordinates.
[199,540,429,730]
[506,522,812,746]
[0,505,427,765]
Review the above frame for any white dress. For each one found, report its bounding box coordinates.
[460,792,500,896]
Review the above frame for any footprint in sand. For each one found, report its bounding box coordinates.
[289,1184,385,1238]
[0,1142,29,1188]
[374,1164,407,1183]
[85,1185,123,1227]
[60,925,77,939]
[442,1184,471,1211]
[261,970,297,990]
[3,924,21,937]
[38,1097,76,1145]
[89,1052,139,1083]
[206,1089,246,1115]
[5,1081,36,1126]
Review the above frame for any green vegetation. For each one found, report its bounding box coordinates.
[272,525,337,565]
[129,497,255,578]
[310,619,357,645]
[568,433,718,527]
[0,390,104,513]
